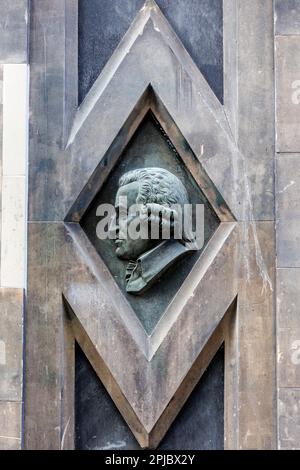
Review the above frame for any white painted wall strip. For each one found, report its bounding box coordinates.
[1,64,28,288]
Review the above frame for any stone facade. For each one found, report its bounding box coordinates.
[275,0,300,450]
[0,0,28,450]
[0,0,299,450]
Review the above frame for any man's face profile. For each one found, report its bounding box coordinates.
[105,167,198,295]
[110,181,155,260]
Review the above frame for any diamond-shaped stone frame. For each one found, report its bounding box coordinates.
[65,82,236,355]
[58,1,238,447]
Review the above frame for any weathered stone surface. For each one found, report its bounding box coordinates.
[0,65,2,99]
[226,221,276,449]
[275,1,300,454]
[1,65,27,287]
[276,36,300,153]
[28,0,70,221]
[275,0,300,35]
[25,219,236,448]
[80,114,220,333]
[278,329,300,389]
[0,401,22,450]
[0,436,21,450]
[2,64,28,177]
[224,0,275,220]
[276,156,300,267]
[277,269,300,388]
[78,0,223,104]
[63,221,237,442]
[0,177,26,288]
[223,0,237,137]
[277,269,300,331]
[26,0,277,451]
[0,288,23,401]
[278,389,300,449]
[0,65,3,265]
[75,343,224,450]
[25,223,73,450]
[0,0,28,63]
[29,1,238,222]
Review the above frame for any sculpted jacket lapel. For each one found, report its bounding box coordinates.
[126,239,194,294]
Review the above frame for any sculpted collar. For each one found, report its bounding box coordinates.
[125,239,194,295]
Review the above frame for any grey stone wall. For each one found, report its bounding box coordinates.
[275,0,300,450]
[75,0,225,449]
[76,344,224,450]
[0,0,299,451]
[0,290,23,450]
[78,0,223,104]
[0,0,28,451]
[0,0,28,63]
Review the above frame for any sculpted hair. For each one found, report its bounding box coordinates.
[119,168,195,244]
[118,168,189,207]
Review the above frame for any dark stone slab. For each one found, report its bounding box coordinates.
[80,113,220,334]
[78,0,223,104]
[75,343,224,450]
[0,0,28,63]
[275,0,300,35]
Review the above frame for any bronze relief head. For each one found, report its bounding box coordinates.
[109,168,196,295]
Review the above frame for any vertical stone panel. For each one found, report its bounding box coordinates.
[0,11,28,449]
[275,0,300,451]
[23,0,280,450]
[236,223,276,449]
[78,0,223,104]
[75,344,225,450]
[224,0,276,449]
[28,0,75,221]
[2,64,28,177]
[275,36,300,153]
[275,0,300,35]
[225,0,275,220]
[0,0,28,63]
[223,0,237,138]
[0,65,3,271]
[24,1,77,449]
[0,289,23,401]
[238,0,275,221]
[0,65,28,288]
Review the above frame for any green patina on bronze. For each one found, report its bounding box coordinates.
[81,114,220,334]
